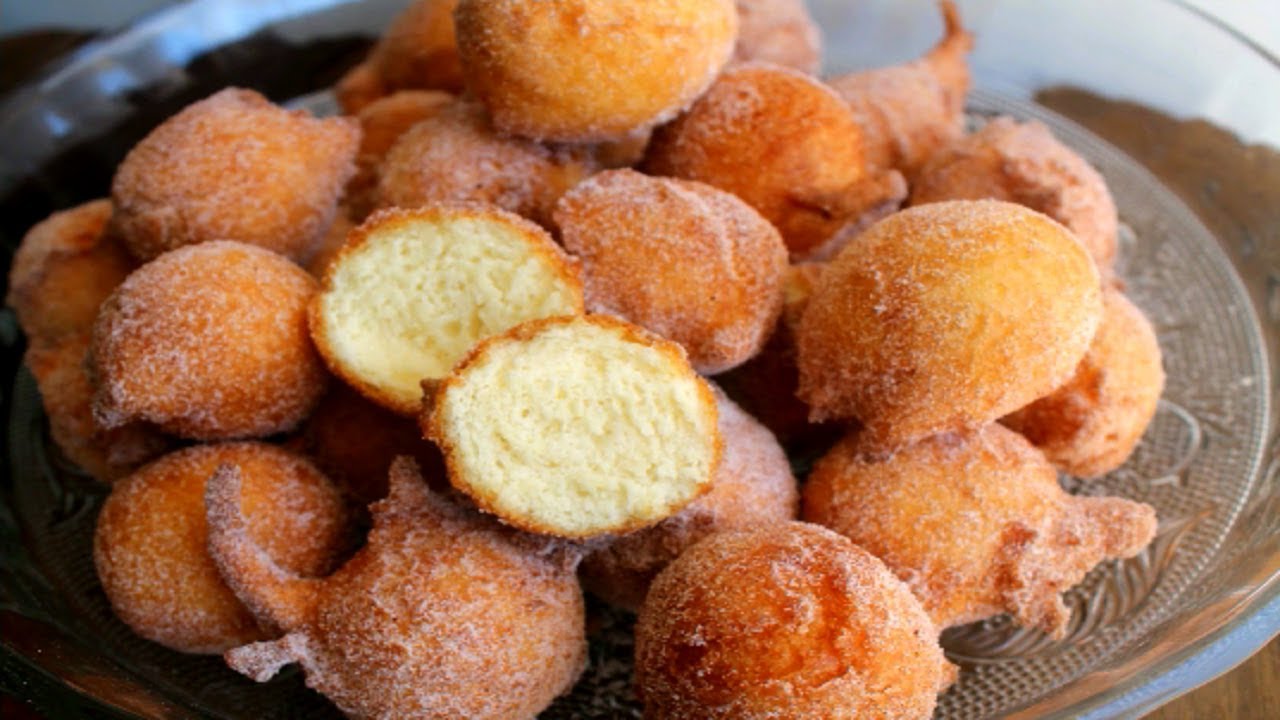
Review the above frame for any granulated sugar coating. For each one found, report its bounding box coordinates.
[911,115,1120,269]
[802,424,1157,636]
[110,88,358,262]
[828,0,973,176]
[634,522,953,719]
[555,169,788,375]
[797,199,1102,448]
[731,0,822,74]
[376,101,597,228]
[6,199,136,345]
[645,62,907,260]
[454,0,738,143]
[25,334,170,483]
[346,90,454,220]
[579,389,798,610]
[215,458,586,720]
[1003,286,1165,479]
[91,240,328,440]
[93,443,352,654]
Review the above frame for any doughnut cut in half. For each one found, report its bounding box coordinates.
[309,204,584,416]
[425,315,721,538]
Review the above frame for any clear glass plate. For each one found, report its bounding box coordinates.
[1,1,1277,718]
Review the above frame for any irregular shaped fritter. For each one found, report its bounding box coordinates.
[214,458,586,720]
[802,424,1158,636]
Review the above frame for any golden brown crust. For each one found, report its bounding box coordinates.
[375,100,598,227]
[92,240,329,440]
[796,200,1102,449]
[554,169,789,374]
[345,90,455,220]
[645,62,908,260]
[93,443,352,654]
[423,314,722,539]
[6,199,136,345]
[309,203,585,417]
[110,88,359,263]
[828,0,972,175]
[334,60,386,115]
[801,425,1158,636]
[1003,288,1165,478]
[455,0,739,142]
[731,0,822,74]
[217,458,586,718]
[910,116,1119,268]
[634,521,952,719]
[369,0,464,94]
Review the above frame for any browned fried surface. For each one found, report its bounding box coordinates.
[346,90,454,220]
[732,0,821,74]
[634,522,951,719]
[1004,287,1165,478]
[110,88,358,262]
[555,169,788,374]
[92,241,328,440]
[802,424,1158,635]
[797,200,1101,448]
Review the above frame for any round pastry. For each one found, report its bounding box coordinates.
[369,0,464,94]
[25,334,170,483]
[303,212,355,280]
[911,115,1120,268]
[454,0,738,142]
[94,443,352,654]
[802,424,1159,636]
[424,315,721,539]
[92,240,328,440]
[110,88,359,262]
[6,199,135,345]
[309,204,583,415]
[579,389,798,610]
[334,60,386,116]
[732,0,822,74]
[797,200,1102,448]
[214,458,585,719]
[554,169,789,374]
[828,0,972,175]
[346,90,454,220]
[301,382,450,505]
[376,100,597,227]
[634,521,953,719]
[1003,287,1165,478]
[645,62,907,260]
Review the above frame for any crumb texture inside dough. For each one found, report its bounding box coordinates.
[319,216,580,407]
[439,320,716,536]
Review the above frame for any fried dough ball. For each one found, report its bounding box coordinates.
[911,116,1120,268]
[310,205,583,415]
[797,200,1102,448]
[716,262,833,446]
[334,60,386,116]
[376,101,597,227]
[303,212,355,280]
[555,169,789,374]
[802,424,1158,637]
[425,315,721,539]
[732,0,822,74]
[828,0,972,176]
[1003,288,1165,478]
[214,458,586,720]
[346,90,454,220]
[110,88,359,262]
[301,383,449,505]
[94,443,352,654]
[6,200,135,345]
[455,0,738,142]
[645,63,908,261]
[92,241,328,440]
[579,390,798,610]
[373,0,464,94]
[634,522,952,719]
[26,335,170,483]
